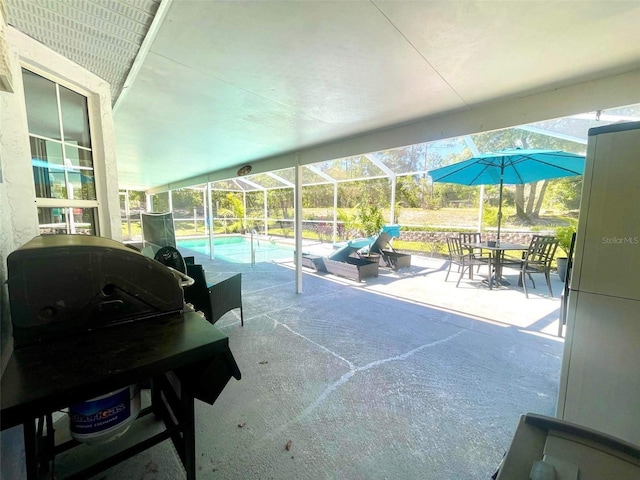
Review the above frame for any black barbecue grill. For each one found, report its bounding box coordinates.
[2,234,241,479]
[7,234,191,348]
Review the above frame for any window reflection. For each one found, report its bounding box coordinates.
[30,138,97,200]
[38,207,97,235]
[59,84,92,148]
[24,69,96,201]
[23,70,61,141]
[23,68,99,236]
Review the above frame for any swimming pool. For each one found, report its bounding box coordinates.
[177,236,294,264]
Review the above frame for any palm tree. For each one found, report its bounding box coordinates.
[217,193,245,233]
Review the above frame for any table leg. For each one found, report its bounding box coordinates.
[40,413,55,476]
[489,253,500,289]
[495,253,503,285]
[182,390,196,480]
[151,376,163,419]
[23,419,39,480]
[490,249,511,288]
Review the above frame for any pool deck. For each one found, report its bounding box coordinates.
[47,246,566,479]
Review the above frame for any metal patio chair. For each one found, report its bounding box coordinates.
[445,236,491,287]
[459,232,491,270]
[518,235,559,298]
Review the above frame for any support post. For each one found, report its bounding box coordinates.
[207,182,214,259]
[389,175,397,224]
[294,157,303,294]
[263,190,268,236]
[243,191,247,233]
[333,182,338,243]
[125,190,131,239]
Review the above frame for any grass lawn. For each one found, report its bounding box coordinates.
[303,207,575,230]
[400,207,575,228]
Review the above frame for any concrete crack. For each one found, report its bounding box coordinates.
[256,321,466,444]
[266,313,354,369]
[297,329,467,421]
[277,322,355,369]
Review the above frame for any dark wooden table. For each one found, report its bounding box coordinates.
[464,242,528,288]
[1,311,240,480]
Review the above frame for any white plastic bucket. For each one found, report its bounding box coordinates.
[69,384,140,444]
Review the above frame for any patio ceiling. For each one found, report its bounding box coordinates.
[5,0,640,192]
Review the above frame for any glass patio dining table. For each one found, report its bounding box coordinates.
[464,241,529,289]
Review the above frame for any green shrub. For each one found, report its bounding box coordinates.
[482,206,499,227]
[555,221,577,255]
[355,203,385,236]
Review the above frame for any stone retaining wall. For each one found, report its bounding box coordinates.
[399,230,555,246]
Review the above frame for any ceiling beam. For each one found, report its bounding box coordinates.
[148,68,640,194]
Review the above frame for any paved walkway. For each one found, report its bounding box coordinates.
[52,250,566,479]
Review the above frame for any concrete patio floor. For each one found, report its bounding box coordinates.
[50,249,566,479]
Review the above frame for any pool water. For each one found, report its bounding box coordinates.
[178,236,294,263]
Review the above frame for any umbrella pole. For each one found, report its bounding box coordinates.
[496,176,504,245]
[477,185,485,233]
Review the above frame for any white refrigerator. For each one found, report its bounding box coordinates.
[556,121,640,446]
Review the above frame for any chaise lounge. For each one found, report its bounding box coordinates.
[300,225,409,281]
[321,238,380,282]
[368,225,411,271]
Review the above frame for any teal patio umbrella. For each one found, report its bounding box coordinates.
[427,148,585,242]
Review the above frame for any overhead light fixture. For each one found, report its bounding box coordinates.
[237,165,252,176]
